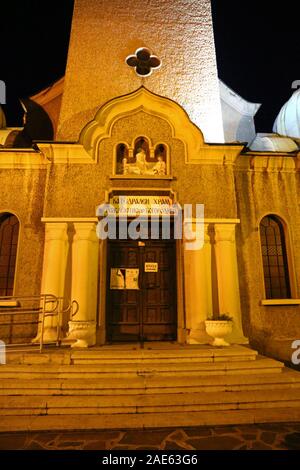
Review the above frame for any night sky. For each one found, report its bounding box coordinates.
[0,0,299,133]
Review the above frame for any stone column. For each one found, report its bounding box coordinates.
[184,223,213,344]
[34,222,69,343]
[214,223,248,344]
[68,222,99,347]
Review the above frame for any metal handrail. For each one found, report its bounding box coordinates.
[0,294,77,352]
[71,299,79,318]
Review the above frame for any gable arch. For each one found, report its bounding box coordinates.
[79,86,205,161]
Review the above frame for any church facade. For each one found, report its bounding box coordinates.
[0,0,300,366]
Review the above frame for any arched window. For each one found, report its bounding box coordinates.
[0,213,19,296]
[260,215,291,299]
[155,143,167,161]
[116,143,129,174]
[134,137,150,160]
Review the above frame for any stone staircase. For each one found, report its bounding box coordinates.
[1,344,300,431]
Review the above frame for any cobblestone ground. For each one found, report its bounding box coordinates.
[1,423,300,450]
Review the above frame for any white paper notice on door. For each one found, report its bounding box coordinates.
[110,268,139,290]
[125,268,139,290]
[110,268,125,289]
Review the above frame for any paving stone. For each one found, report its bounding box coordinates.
[60,431,121,441]
[25,442,49,450]
[111,445,136,450]
[133,445,160,450]
[164,441,192,450]
[24,433,59,449]
[251,441,273,450]
[258,423,290,432]
[27,432,60,444]
[41,440,58,448]
[185,428,212,437]
[166,429,188,441]
[56,441,83,448]
[186,436,243,450]
[236,425,257,433]
[240,433,258,440]
[0,434,27,450]
[260,431,276,445]
[120,430,169,445]
[287,424,300,432]
[1,423,300,451]
[212,426,238,435]
[284,432,300,450]
[83,441,113,450]
[275,441,288,450]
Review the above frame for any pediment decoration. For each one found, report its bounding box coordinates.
[79,87,244,165]
[79,87,205,162]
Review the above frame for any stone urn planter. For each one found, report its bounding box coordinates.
[67,321,96,348]
[205,314,233,347]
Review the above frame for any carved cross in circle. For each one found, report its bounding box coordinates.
[126,47,161,77]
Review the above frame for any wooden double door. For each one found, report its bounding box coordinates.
[107,239,177,342]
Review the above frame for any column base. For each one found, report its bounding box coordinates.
[209,337,230,347]
[67,321,96,348]
[96,326,106,346]
[32,328,58,344]
[227,331,249,345]
[177,327,187,344]
[187,322,213,345]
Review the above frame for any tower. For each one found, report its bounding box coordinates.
[57,0,224,143]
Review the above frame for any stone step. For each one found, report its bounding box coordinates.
[0,356,283,378]
[71,346,258,364]
[5,345,257,365]
[0,368,299,395]
[2,407,300,431]
[1,345,300,431]
[1,388,300,416]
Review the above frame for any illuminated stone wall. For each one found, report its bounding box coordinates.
[45,111,237,219]
[235,155,300,360]
[0,163,46,342]
[0,106,299,362]
[57,0,224,143]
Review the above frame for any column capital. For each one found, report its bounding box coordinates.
[214,223,236,243]
[73,222,98,242]
[44,222,68,241]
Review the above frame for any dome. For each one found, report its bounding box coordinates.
[273,88,300,138]
[249,133,299,152]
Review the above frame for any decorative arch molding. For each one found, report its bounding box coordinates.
[256,211,290,230]
[79,86,204,161]
[79,86,241,164]
[0,209,22,224]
